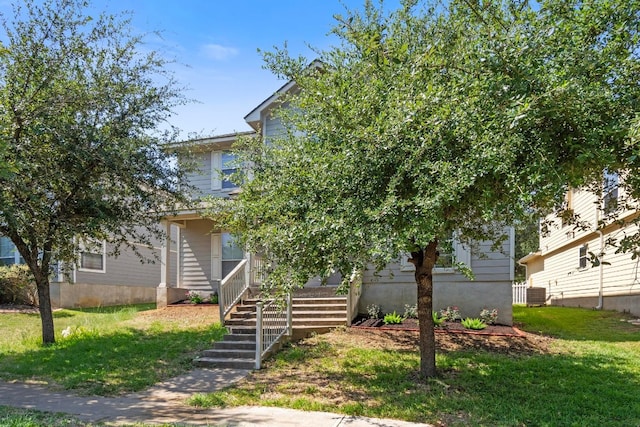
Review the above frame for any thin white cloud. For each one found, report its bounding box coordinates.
[200,43,239,61]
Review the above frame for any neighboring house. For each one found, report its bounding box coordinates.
[0,234,172,308]
[519,172,640,317]
[158,79,516,325]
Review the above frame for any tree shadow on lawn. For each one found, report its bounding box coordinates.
[0,325,226,396]
[338,348,640,426]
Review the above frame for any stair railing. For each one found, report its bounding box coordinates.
[219,259,249,324]
[255,293,292,369]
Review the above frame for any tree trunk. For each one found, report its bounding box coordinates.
[35,272,55,345]
[410,240,438,378]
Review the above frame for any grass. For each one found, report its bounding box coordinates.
[188,306,640,426]
[0,304,226,395]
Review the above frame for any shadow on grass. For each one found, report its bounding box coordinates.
[0,324,226,396]
[336,348,640,426]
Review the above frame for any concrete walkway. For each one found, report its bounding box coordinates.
[0,368,432,426]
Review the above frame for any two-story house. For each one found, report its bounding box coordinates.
[157,79,517,325]
[519,172,640,317]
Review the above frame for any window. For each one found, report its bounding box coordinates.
[579,244,588,269]
[221,152,237,189]
[603,170,619,212]
[221,233,244,278]
[0,237,17,266]
[211,151,240,191]
[79,240,106,273]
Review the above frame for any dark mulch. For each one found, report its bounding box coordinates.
[0,303,39,313]
[351,316,525,337]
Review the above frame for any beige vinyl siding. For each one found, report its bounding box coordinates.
[180,219,214,291]
[530,222,640,303]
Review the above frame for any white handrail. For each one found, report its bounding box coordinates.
[219,259,249,323]
[346,269,362,326]
[255,293,291,370]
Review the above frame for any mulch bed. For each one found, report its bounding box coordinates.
[0,304,39,314]
[351,316,526,337]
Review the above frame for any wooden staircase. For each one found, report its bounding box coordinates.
[194,289,347,369]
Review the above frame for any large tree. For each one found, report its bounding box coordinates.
[0,0,191,344]
[216,0,640,377]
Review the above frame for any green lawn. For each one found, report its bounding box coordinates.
[189,305,640,427]
[0,304,226,395]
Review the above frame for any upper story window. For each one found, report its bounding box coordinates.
[0,237,18,266]
[603,170,619,212]
[579,244,588,269]
[211,151,240,191]
[79,240,106,273]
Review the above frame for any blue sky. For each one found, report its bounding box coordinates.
[38,0,400,138]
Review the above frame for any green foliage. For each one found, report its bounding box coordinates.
[186,291,204,304]
[439,306,462,322]
[461,317,487,330]
[432,311,444,327]
[366,303,382,319]
[383,311,403,325]
[219,0,640,375]
[0,265,36,306]
[403,304,418,319]
[0,0,192,344]
[479,308,499,325]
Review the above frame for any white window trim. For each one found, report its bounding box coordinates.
[400,238,471,273]
[211,151,239,192]
[78,239,106,273]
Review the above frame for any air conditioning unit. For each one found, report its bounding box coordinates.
[526,287,546,307]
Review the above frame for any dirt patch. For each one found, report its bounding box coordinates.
[0,304,39,314]
[135,304,221,327]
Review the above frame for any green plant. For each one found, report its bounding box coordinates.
[461,317,487,330]
[480,308,498,325]
[383,311,403,325]
[366,304,381,319]
[439,306,462,322]
[432,311,444,326]
[186,291,203,304]
[403,304,418,319]
[209,292,219,304]
[0,265,37,306]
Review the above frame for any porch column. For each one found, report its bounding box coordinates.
[157,220,172,308]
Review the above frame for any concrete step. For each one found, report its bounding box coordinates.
[292,303,346,311]
[293,297,346,305]
[202,349,255,359]
[292,317,347,327]
[214,340,256,350]
[194,357,255,370]
[223,332,256,342]
[292,310,347,318]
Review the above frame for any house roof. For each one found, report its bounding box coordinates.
[167,131,257,151]
[518,251,542,265]
[243,59,323,131]
[243,80,297,131]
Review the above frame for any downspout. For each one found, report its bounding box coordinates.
[595,229,604,310]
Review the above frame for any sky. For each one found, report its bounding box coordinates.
[0,0,401,138]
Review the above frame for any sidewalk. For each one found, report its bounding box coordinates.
[0,368,432,426]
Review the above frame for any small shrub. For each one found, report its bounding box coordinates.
[403,304,418,319]
[186,291,203,304]
[209,293,219,304]
[0,264,37,306]
[432,311,444,326]
[383,311,403,325]
[461,317,487,330]
[479,308,498,325]
[366,304,382,319]
[439,306,462,322]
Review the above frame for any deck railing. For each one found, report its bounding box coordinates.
[255,293,292,370]
[219,259,249,323]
